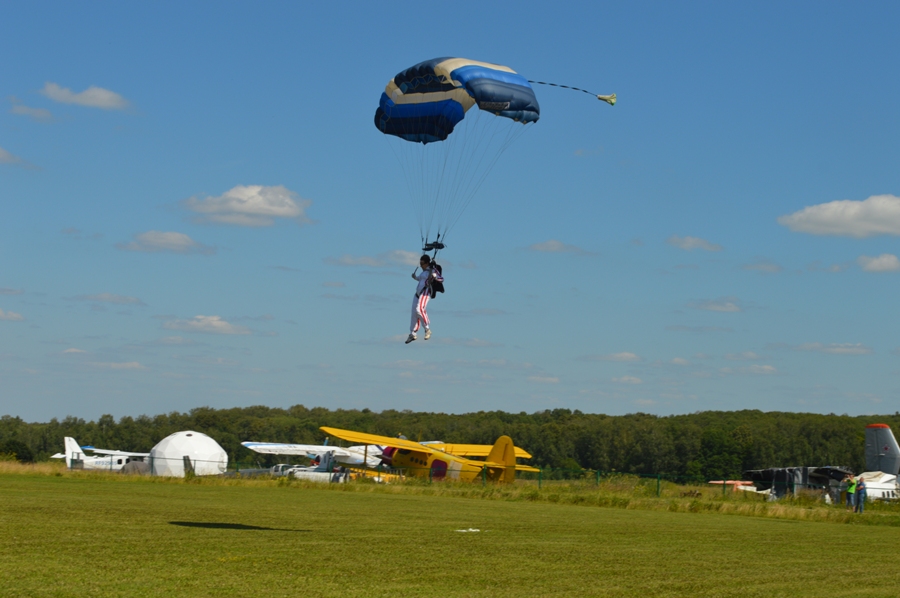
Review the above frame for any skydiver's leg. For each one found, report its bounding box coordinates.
[418,293,430,331]
[410,295,421,334]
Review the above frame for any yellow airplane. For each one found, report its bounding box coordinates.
[319,426,539,483]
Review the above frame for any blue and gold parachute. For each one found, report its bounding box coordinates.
[375,57,540,144]
[375,58,541,250]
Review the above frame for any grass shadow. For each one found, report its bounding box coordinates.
[168,521,310,532]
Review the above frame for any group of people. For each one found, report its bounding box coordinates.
[844,474,867,513]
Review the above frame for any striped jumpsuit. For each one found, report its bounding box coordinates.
[410,268,434,335]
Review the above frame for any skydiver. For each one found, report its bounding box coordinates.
[406,254,442,344]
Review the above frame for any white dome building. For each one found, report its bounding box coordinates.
[149,430,228,477]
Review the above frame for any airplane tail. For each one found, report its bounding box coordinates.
[63,437,84,469]
[865,424,900,476]
[486,435,517,483]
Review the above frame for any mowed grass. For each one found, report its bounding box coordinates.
[2,471,898,597]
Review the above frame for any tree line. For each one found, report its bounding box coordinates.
[2,406,897,480]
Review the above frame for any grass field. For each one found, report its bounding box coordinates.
[2,466,899,597]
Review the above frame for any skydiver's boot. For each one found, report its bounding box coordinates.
[424,329,431,340]
[405,333,416,344]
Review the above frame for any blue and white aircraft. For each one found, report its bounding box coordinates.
[51,437,150,471]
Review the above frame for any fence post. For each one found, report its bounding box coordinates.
[657,473,661,497]
[722,479,727,496]
[596,470,600,486]
[482,465,486,487]
[538,467,543,489]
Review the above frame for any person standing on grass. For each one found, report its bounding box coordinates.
[845,474,857,511]
[855,476,867,514]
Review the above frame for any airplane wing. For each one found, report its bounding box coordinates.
[320,427,436,453]
[426,443,533,460]
[242,442,356,458]
[50,453,65,459]
[87,449,151,457]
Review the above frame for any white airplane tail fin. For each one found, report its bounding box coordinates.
[865,424,900,476]
[63,437,85,469]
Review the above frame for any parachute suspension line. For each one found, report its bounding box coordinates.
[440,113,531,238]
[528,80,617,106]
[385,134,425,242]
[451,119,528,232]
[436,110,483,239]
[440,111,496,237]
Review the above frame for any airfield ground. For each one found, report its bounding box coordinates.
[2,465,899,597]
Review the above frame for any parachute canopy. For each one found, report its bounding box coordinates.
[375,57,540,144]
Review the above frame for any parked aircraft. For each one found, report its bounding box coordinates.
[241,440,385,468]
[242,438,533,470]
[50,437,149,471]
[319,426,539,483]
[865,423,900,475]
[858,423,900,500]
[744,423,900,500]
[269,452,350,483]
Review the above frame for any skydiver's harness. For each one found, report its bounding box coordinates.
[429,263,444,298]
[418,234,445,299]
[415,264,444,299]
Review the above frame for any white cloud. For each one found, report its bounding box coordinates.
[183,185,311,227]
[583,352,641,362]
[743,260,782,273]
[858,254,900,272]
[380,360,435,371]
[747,365,777,374]
[807,261,849,273]
[62,348,86,354]
[89,361,145,370]
[163,315,251,335]
[324,250,419,268]
[40,82,129,110]
[720,365,777,375]
[528,240,592,255]
[527,376,559,383]
[117,231,215,255]
[725,351,761,361]
[778,194,900,238]
[431,337,502,348]
[10,98,53,122]
[0,288,23,295]
[667,235,722,252]
[796,343,872,355]
[691,297,742,312]
[670,358,690,366]
[0,308,25,321]
[612,376,642,384]
[151,336,197,346]
[0,146,24,165]
[70,293,145,305]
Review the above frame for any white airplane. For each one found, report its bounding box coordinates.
[241,440,385,468]
[51,437,150,471]
[859,423,900,500]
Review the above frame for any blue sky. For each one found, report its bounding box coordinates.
[2,2,899,422]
